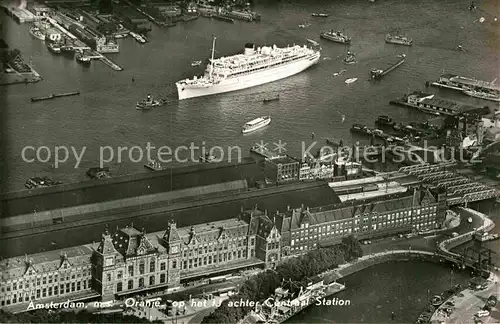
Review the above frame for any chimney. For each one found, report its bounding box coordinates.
[287,205,290,211]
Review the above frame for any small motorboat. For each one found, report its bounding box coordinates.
[191,60,202,67]
[345,78,358,84]
[199,153,217,162]
[333,69,346,76]
[307,39,319,46]
[263,95,279,103]
[298,23,311,28]
[136,94,162,110]
[144,159,163,171]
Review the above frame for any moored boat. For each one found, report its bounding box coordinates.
[75,51,91,66]
[375,115,395,127]
[199,153,217,162]
[320,30,351,44]
[463,88,500,102]
[29,26,45,41]
[242,116,271,133]
[47,41,61,54]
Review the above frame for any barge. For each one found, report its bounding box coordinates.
[370,54,405,79]
[390,91,489,116]
[31,91,80,102]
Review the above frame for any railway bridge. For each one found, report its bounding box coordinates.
[398,163,499,205]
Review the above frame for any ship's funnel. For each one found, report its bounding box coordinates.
[244,43,255,56]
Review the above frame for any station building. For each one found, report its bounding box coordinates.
[0,186,445,312]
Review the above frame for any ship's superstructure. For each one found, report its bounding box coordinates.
[385,34,412,46]
[176,37,321,100]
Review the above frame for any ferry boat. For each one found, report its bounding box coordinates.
[176,37,321,100]
[136,94,162,110]
[343,51,356,64]
[242,116,271,133]
[462,88,500,102]
[191,60,202,67]
[29,26,45,41]
[345,77,357,84]
[311,13,329,17]
[130,31,147,44]
[75,51,91,66]
[144,159,164,171]
[47,41,61,54]
[320,30,351,44]
[385,34,413,46]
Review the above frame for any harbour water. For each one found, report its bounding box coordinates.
[2,0,499,192]
[286,260,471,323]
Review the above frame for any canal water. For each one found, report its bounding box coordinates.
[286,260,471,323]
[2,0,499,192]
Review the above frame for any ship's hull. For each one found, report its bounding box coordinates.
[385,39,412,46]
[464,91,500,102]
[242,118,271,134]
[177,52,320,100]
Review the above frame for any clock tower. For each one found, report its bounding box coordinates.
[161,221,182,286]
[93,227,123,301]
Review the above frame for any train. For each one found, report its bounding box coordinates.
[333,183,379,195]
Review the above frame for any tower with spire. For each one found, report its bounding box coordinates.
[93,226,123,301]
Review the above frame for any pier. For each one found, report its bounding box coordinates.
[2,6,37,23]
[371,55,405,79]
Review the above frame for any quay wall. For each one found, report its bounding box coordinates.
[0,159,260,217]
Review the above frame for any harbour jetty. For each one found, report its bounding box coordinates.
[31,91,80,102]
[370,54,406,79]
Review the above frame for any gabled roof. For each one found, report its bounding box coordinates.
[112,226,156,257]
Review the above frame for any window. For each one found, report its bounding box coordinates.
[150,260,155,273]
[149,276,155,286]
[117,282,122,292]
[128,280,133,290]
[128,265,134,277]
[77,281,81,291]
[160,274,165,283]
[106,273,111,282]
[172,260,177,269]
[54,286,58,295]
[139,261,145,275]
[139,278,144,288]
[160,262,166,271]
[117,271,123,280]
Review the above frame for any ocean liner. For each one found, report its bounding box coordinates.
[176,37,321,100]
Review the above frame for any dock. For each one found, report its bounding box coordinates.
[2,6,37,23]
[371,55,405,80]
[31,91,80,102]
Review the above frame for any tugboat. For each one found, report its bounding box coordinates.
[320,30,351,44]
[86,167,110,179]
[75,51,91,66]
[385,33,413,46]
[47,41,61,54]
[29,26,45,41]
[343,50,357,64]
[199,153,217,162]
[136,94,162,110]
[144,159,163,171]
